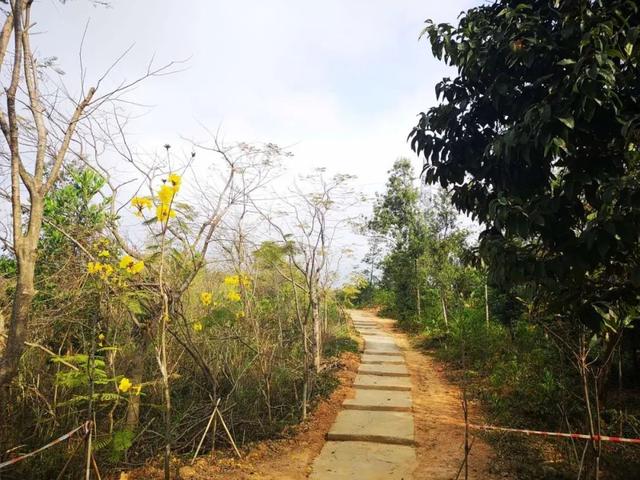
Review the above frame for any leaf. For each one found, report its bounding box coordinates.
[552,137,568,153]
[558,116,575,129]
[557,58,576,66]
[625,42,634,56]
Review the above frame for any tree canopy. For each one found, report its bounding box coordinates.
[409,0,640,331]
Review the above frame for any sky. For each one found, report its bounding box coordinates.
[35,0,483,279]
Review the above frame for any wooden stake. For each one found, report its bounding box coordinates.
[217,408,241,458]
[192,399,221,463]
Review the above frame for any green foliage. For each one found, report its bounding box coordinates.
[323,324,358,357]
[41,167,107,258]
[109,429,135,460]
[409,0,640,334]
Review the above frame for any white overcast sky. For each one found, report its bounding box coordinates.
[35,0,483,278]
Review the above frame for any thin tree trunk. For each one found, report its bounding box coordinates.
[484,283,490,328]
[440,292,448,329]
[415,258,421,321]
[126,327,150,430]
[311,295,322,372]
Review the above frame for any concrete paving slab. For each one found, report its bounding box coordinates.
[326,410,414,446]
[364,339,402,353]
[363,350,404,357]
[354,374,412,391]
[362,334,394,341]
[359,363,409,376]
[360,352,404,363]
[309,441,416,480]
[344,389,412,412]
[361,353,406,363]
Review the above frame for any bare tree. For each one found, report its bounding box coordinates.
[0,0,175,388]
[255,169,355,417]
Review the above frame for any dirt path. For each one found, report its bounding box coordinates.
[377,312,499,479]
[310,310,416,479]
[310,309,499,480]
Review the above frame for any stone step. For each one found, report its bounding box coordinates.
[362,351,404,357]
[343,389,412,412]
[363,339,401,353]
[354,374,412,391]
[361,353,405,363]
[309,441,416,479]
[358,364,409,376]
[326,410,415,446]
[361,360,405,366]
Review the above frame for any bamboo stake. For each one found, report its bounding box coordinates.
[217,408,241,458]
[91,453,102,480]
[192,398,221,463]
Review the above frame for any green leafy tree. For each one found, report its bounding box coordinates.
[409,0,640,399]
[368,159,427,325]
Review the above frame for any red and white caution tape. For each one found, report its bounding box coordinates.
[468,423,640,445]
[0,421,90,470]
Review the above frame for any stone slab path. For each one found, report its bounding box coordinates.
[309,311,416,479]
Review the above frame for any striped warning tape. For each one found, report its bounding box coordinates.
[0,421,90,470]
[468,423,640,445]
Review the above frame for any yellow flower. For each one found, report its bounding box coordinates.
[156,204,175,222]
[226,291,241,302]
[236,311,245,319]
[200,292,212,306]
[119,255,144,274]
[98,250,110,258]
[224,274,250,287]
[193,321,203,332]
[223,275,239,286]
[131,260,144,274]
[158,184,175,205]
[167,173,181,193]
[118,377,132,393]
[100,264,114,280]
[131,197,153,216]
[87,262,103,274]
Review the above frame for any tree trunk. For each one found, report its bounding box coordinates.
[301,322,309,419]
[415,258,421,321]
[311,295,322,372]
[126,326,150,430]
[0,236,38,387]
[484,283,490,328]
[440,292,449,329]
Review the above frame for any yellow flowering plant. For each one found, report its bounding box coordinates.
[131,196,153,217]
[118,377,132,393]
[156,204,175,222]
[225,291,241,303]
[200,292,213,306]
[118,377,142,395]
[167,173,181,192]
[157,185,175,206]
[154,174,181,224]
[119,255,144,274]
